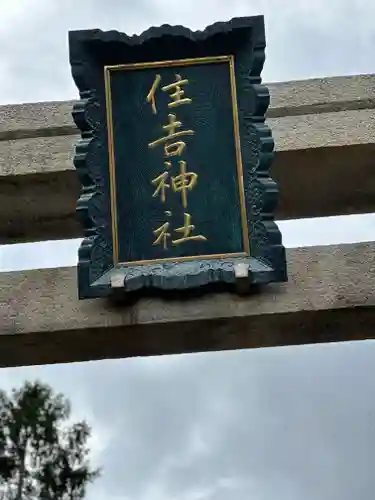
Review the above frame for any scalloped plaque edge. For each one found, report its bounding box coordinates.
[69,16,287,299]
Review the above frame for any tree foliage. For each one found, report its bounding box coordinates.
[0,381,100,499]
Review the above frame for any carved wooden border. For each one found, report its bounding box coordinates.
[69,16,287,299]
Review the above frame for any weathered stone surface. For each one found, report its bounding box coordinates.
[1,141,374,243]
[0,135,74,177]
[0,242,374,368]
[273,109,375,150]
[2,108,374,178]
[267,73,375,116]
[0,74,374,243]
[0,100,76,140]
[1,74,373,138]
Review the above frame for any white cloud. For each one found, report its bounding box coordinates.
[1,1,374,499]
[1,342,375,500]
[0,0,374,103]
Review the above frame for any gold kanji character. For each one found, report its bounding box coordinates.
[146,74,161,114]
[151,171,170,202]
[171,161,198,208]
[172,213,207,245]
[153,221,171,249]
[164,140,187,157]
[148,114,194,157]
[146,73,192,114]
[162,74,192,109]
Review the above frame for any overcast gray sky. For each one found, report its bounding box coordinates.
[0,0,374,103]
[1,1,375,499]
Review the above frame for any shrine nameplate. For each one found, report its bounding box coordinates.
[69,16,287,299]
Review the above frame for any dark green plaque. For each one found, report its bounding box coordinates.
[69,16,287,299]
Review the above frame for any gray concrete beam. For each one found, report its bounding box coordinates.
[267,73,375,116]
[1,74,374,139]
[1,112,375,243]
[1,74,374,243]
[3,108,374,177]
[0,242,374,368]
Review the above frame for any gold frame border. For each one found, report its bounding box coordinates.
[104,55,249,266]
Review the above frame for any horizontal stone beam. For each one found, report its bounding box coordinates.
[1,242,374,368]
[3,109,374,178]
[1,112,374,243]
[1,74,374,243]
[1,74,374,140]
